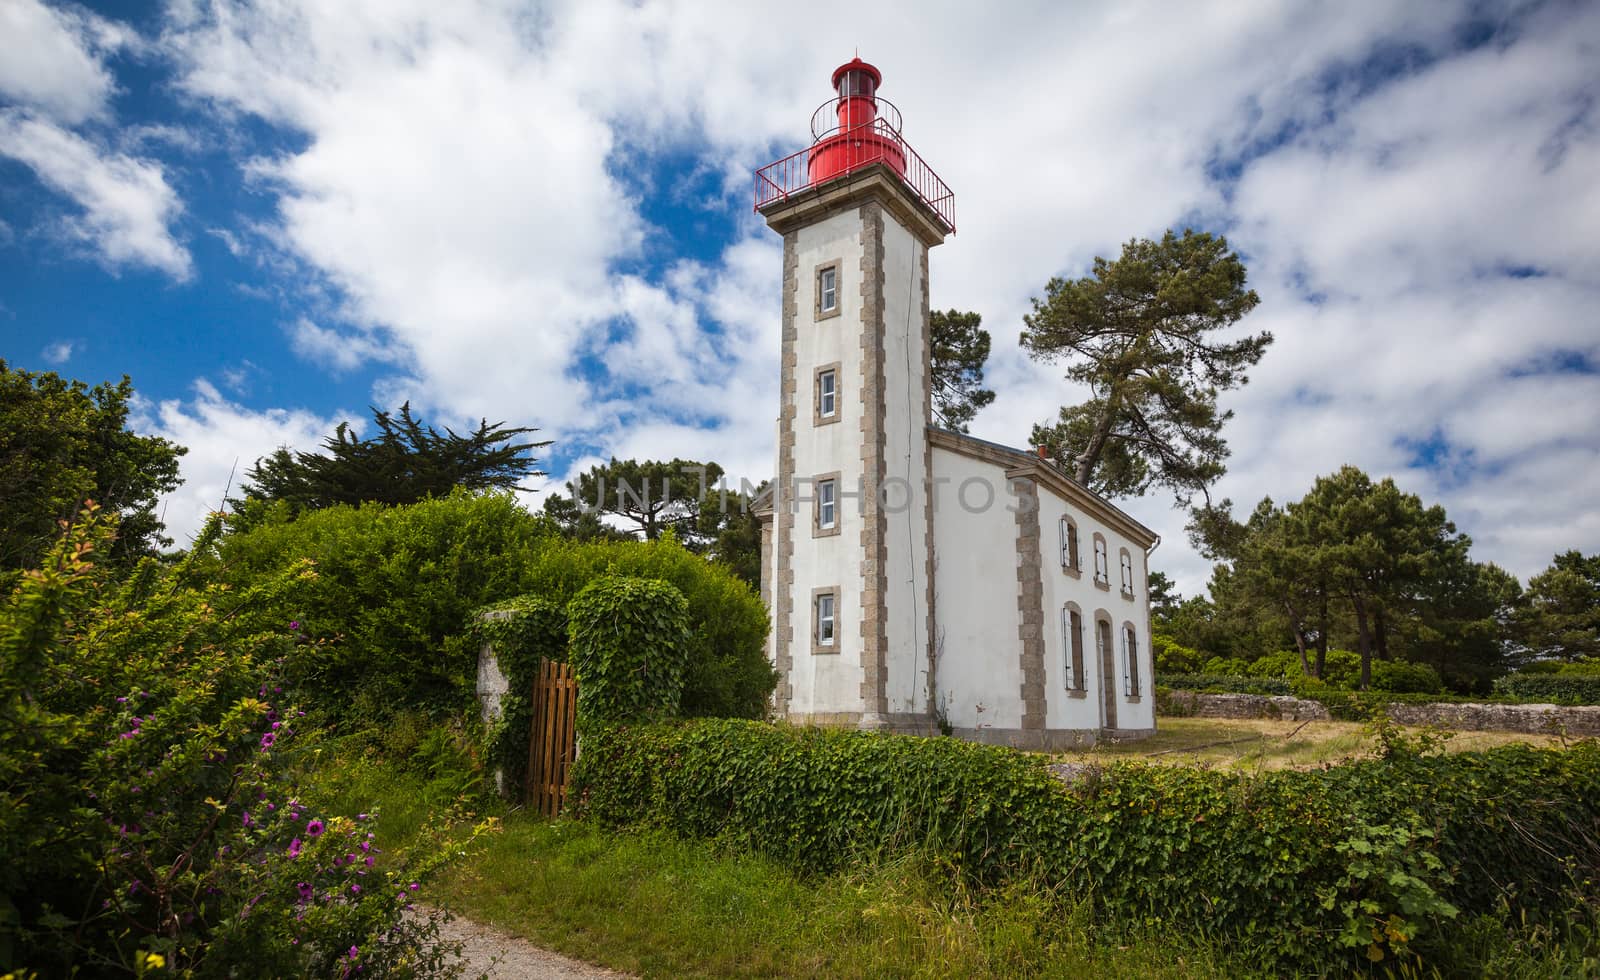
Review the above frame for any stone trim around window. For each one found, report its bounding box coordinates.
[1059,516,1083,579]
[812,586,841,655]
[1062,601,1088,698]
[813,362,842,427]
[811,470,842,538]
[814,258,843,321]
[1092,532,1111,591]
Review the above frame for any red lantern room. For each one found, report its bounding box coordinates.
[755,56,954,233]
[807,57,906,184]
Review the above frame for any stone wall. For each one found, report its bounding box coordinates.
[1162,690,1600,736]
[1162,691,1331,722]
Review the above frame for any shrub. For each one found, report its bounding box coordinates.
[1154,674,1292,696]
[1151,632,1204,674]
[518,534,774,719]
[0,510,466,976]
[1493,673,1600,705]
[569,576,691,723]
[1243,649,1302,679]
[571,719,1600,972]
[468,595,568,796]
[212,491,554,719]
[1371,660,1445,695]
[1201,656,1252,676]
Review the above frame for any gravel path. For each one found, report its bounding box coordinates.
[430,911,634,979]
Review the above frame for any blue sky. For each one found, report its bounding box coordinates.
[2,0,1597,594]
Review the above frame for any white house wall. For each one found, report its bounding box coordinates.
[930,446,1023,732]
[1034,487,1155,734]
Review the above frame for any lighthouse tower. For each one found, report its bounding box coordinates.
[755,58,956,732]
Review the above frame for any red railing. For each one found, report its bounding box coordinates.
[754,119,955,233]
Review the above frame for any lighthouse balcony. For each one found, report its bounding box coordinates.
[754,117,955,234]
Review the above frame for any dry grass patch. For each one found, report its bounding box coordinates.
[1055,716,1566,770]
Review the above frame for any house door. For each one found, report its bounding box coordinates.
[1097,619,1117,730]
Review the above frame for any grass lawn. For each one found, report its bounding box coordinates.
[1058,715,1568,770]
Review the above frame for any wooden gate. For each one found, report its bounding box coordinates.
[526,658,578,817]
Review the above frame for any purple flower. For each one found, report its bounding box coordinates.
[349,883,361,895]
[116,696,129,703]
[288,837,303,859]
[348,946,359,959]
[297,881,313,902]
[408,882,419,892]
[260,732,276,749]
[290,620,300,630]
[242,810,252,827]
[306,819,325,838]
[364,855,375,867]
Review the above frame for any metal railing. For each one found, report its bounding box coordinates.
[754,118,956,233]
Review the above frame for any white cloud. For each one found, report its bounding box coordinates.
[287,317,402,374]
[0,0,119,124]
[41,339,74,364]
[134,380,358,545]
[0,110,192,278]
[143,0,1598,596]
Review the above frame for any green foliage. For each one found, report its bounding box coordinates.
[469,595,568,796]
[1021,229,1267,506]
[929,309,996,432]
[0,361,184,577]
[237,401,548,515]
[1493,673,1600,706]
[1370,660,1444,695]
[1151,632,1203,674]
[1518,551,1600,662]
[518,534,774,719]
[0,508,465,976]
[1154,674,1292,696]
[572,719,1600,972]
[569,576,691,723]
[213,491,555,718]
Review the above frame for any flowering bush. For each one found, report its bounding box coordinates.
[0,507,473,976]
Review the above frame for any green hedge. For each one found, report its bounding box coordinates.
[569,576,690,723]
[571,719,1600,972]
[1493,674,1600,705]
[518,535,773,719]
[1154,673,1292,696]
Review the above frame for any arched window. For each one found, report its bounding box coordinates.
[1092,533,1109,587]
[1119,548,1135,596]
[1122,623,1141,697]
[1062,603,1085,691]
[1059,517,1080,573]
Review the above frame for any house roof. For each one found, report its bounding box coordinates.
[927,427,1160,549]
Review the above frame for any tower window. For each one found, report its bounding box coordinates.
[814,589,838,651]
[813,475,841,537]
[818,368,837,419]
[816,262,840,319]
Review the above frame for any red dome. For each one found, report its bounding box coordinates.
[831,57,882,89]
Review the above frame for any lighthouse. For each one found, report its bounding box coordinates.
[755,59,1159,747]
